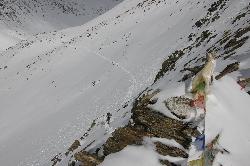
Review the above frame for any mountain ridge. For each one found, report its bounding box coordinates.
[0,0,249,165]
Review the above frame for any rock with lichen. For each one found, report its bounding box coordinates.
[74,151,103,166]
[155,141,188,158]
[165,96,195,119]
[103,126,150,156]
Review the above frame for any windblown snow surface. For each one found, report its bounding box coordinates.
[0,0,249,165]
[0,0,123,50]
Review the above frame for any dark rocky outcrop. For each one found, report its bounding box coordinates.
[103,126,151,156]
[67,90,198,165]
[132,107,193,149]
[165,97,194,119]
[74,151,103,166]
[65,140,81,156]
[155,142,188,158]
[101,91,198,162]
[215,62,239,80]
[159,159,178,166]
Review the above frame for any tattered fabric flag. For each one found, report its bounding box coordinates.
[194,134,205,151]
[190,94,206,111]
[188,155,205,166]
[190,81,206,111]
[204,134,230,166]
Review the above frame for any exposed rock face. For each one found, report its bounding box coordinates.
[74,151,103,166]
[238,78,250,86]
[101,91,198,164]
[103,126,150,156]
[237,78,250,94]
[65,140,81,156]
[159,159,178,166]
[155,142,188,158]
[165,97,194,119]
[132,107,193,149]
[133,91,198,147]
[215,62,239,80]
[68,90,198,165]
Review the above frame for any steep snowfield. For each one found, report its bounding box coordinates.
[0,0,249,165]
[0,30,23,51]
[0,0,123,51]
[0,0,123,33]
[0,24,27,51]
[206,76,250,165]
[0,0,173,165]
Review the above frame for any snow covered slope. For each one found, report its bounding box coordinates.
[0,0,123,33]
[0,0,123,51]
[0,0,249,165]
[0,23,27,51]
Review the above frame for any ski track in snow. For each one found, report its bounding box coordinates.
[82,46,138,102]
[0,0,250,165]
[11,36,138,166]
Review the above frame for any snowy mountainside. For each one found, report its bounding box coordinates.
[56,0,250,165]
[96,75,250,166]
[0,0,249,165]
[0,0,123,33]
[0,0,123,51]
[0,23,27,51]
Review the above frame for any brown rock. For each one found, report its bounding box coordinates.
[159,159,178,166]
[238,78,250,87]
[215,62,239,80]
[62,90,198,166]
[132,108,193,149]
[103,126,150,156]
[66,140,80,156]
[155,142,188,158]
[165,96,194,119]
[74,151,103,166]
